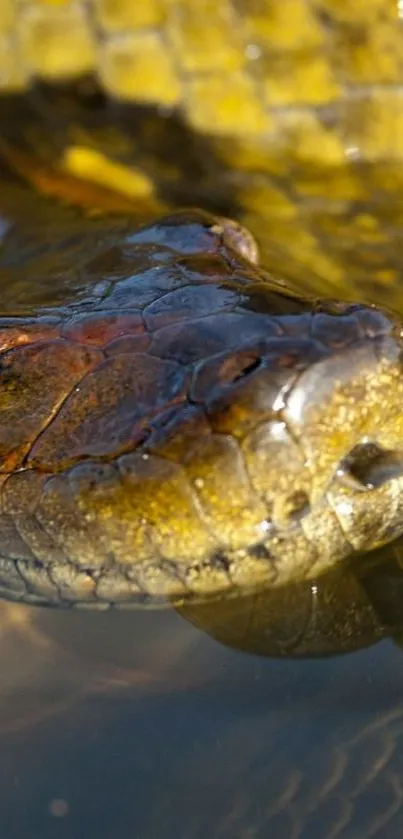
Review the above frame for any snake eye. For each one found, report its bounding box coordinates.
[230,354,262,383]
[214,217,259,264]
[339,442,403,490]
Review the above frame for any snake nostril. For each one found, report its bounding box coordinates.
[283,490,311,522]
[338,442,403,490]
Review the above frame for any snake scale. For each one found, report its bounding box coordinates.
[0,1,403,608]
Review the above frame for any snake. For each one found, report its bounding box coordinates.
[1,0,403,609]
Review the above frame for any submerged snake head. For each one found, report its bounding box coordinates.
[0,209,403,606]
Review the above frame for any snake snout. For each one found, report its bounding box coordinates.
[260,327,403,560]
[281,333,403,503]
[337,442,403,492]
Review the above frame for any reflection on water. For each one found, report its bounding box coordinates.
[1,545,403,838]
